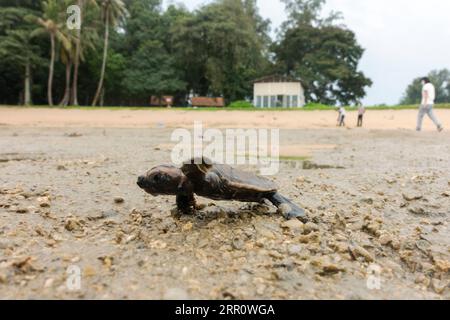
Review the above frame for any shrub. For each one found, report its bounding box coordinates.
[303,103,334,110]
[228,100,255,109]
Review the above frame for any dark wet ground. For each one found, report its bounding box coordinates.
[0,127,449,299]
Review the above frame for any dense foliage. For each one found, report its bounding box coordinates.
[272,0,372,105]
[0,0,372,106]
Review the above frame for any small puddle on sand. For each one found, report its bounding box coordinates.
[150,143,338,170]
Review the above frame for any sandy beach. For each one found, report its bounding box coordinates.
[1,107,449,130]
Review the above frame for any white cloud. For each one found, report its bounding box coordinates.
[167,0,450,105]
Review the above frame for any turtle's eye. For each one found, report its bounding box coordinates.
[153,174,161,183]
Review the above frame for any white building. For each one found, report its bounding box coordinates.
[253,75,305,108]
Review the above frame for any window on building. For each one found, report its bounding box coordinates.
[256,96,262,108]
[276,95,283,107]
[285,95,291,108]
[292,95,298,107]
[263,96,269,108]
[270,96,276,108]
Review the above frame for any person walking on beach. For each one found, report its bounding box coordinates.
[337,106,346,127]
[417,77,443,132]
[357,103,365,127]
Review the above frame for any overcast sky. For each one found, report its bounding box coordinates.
[166,0,450,105]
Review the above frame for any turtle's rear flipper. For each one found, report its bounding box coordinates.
[268,193,308,223]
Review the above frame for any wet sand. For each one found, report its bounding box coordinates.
[0,108,449,299]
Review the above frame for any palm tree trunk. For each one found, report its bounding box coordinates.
[48,33,55,106]
[71,0,83,106]
[100,87,105,106]
[71,29,81,106]
[24,60,32,106]
[92,12,110,107]
[59,61,72,106]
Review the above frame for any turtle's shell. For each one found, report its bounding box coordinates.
[210,163,278,193]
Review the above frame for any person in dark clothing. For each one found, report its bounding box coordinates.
[357,103,365,127]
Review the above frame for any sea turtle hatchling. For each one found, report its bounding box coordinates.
[137,157,308,222]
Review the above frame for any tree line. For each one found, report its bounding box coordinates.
[0,0,373,107]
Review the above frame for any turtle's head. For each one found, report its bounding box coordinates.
[137,165,184,196]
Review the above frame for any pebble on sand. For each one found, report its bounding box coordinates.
[37,197,51,208]
[98,256,114,269]
[321,263,346,275]
[277,204,293,217]
[84,266,96,277]
[114,197,125,204]
[378,233,393,246]
[44,278,54,288]
[431,278,448,295]
[312,257,346,275]
[298,232,321,244]
[16,207,29,214]
[408,207,426,215]
[65,218,82,232]
[181,222,193,232]
[12,257,43,274]
[348,244,375,263]
[402,193,423,202]
[434,259,450,273]
[281,219,304,233]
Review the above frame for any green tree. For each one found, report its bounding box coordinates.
[71,0,98,105]
[58,36,76,106]
[57,0,79,106]
[280,0,341,30]
[92,0,128,106]
[0,7,43,105]
[121,0,163,50]
[118,0,186,104]
[400,69,450,105]
[31,0,72,106]
[243,0,272,47]
[172,0,270,102]
[122,40,185,99]
[101,51,127,105]
[273,0,371,105]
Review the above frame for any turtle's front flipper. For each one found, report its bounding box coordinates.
[268,193,308,223]
[176,193,196,215]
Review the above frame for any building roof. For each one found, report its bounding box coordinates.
[253,75,301,84]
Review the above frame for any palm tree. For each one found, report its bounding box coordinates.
[58,2,80,107]
[0,30,42,105]
[71,0,98,106]
[58,43,75,106]
[32,0,71,106]
[0,8,43,105]
[92,0,128,106]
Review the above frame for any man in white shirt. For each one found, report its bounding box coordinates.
[337,106,346,127]
[416,77,443,132]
